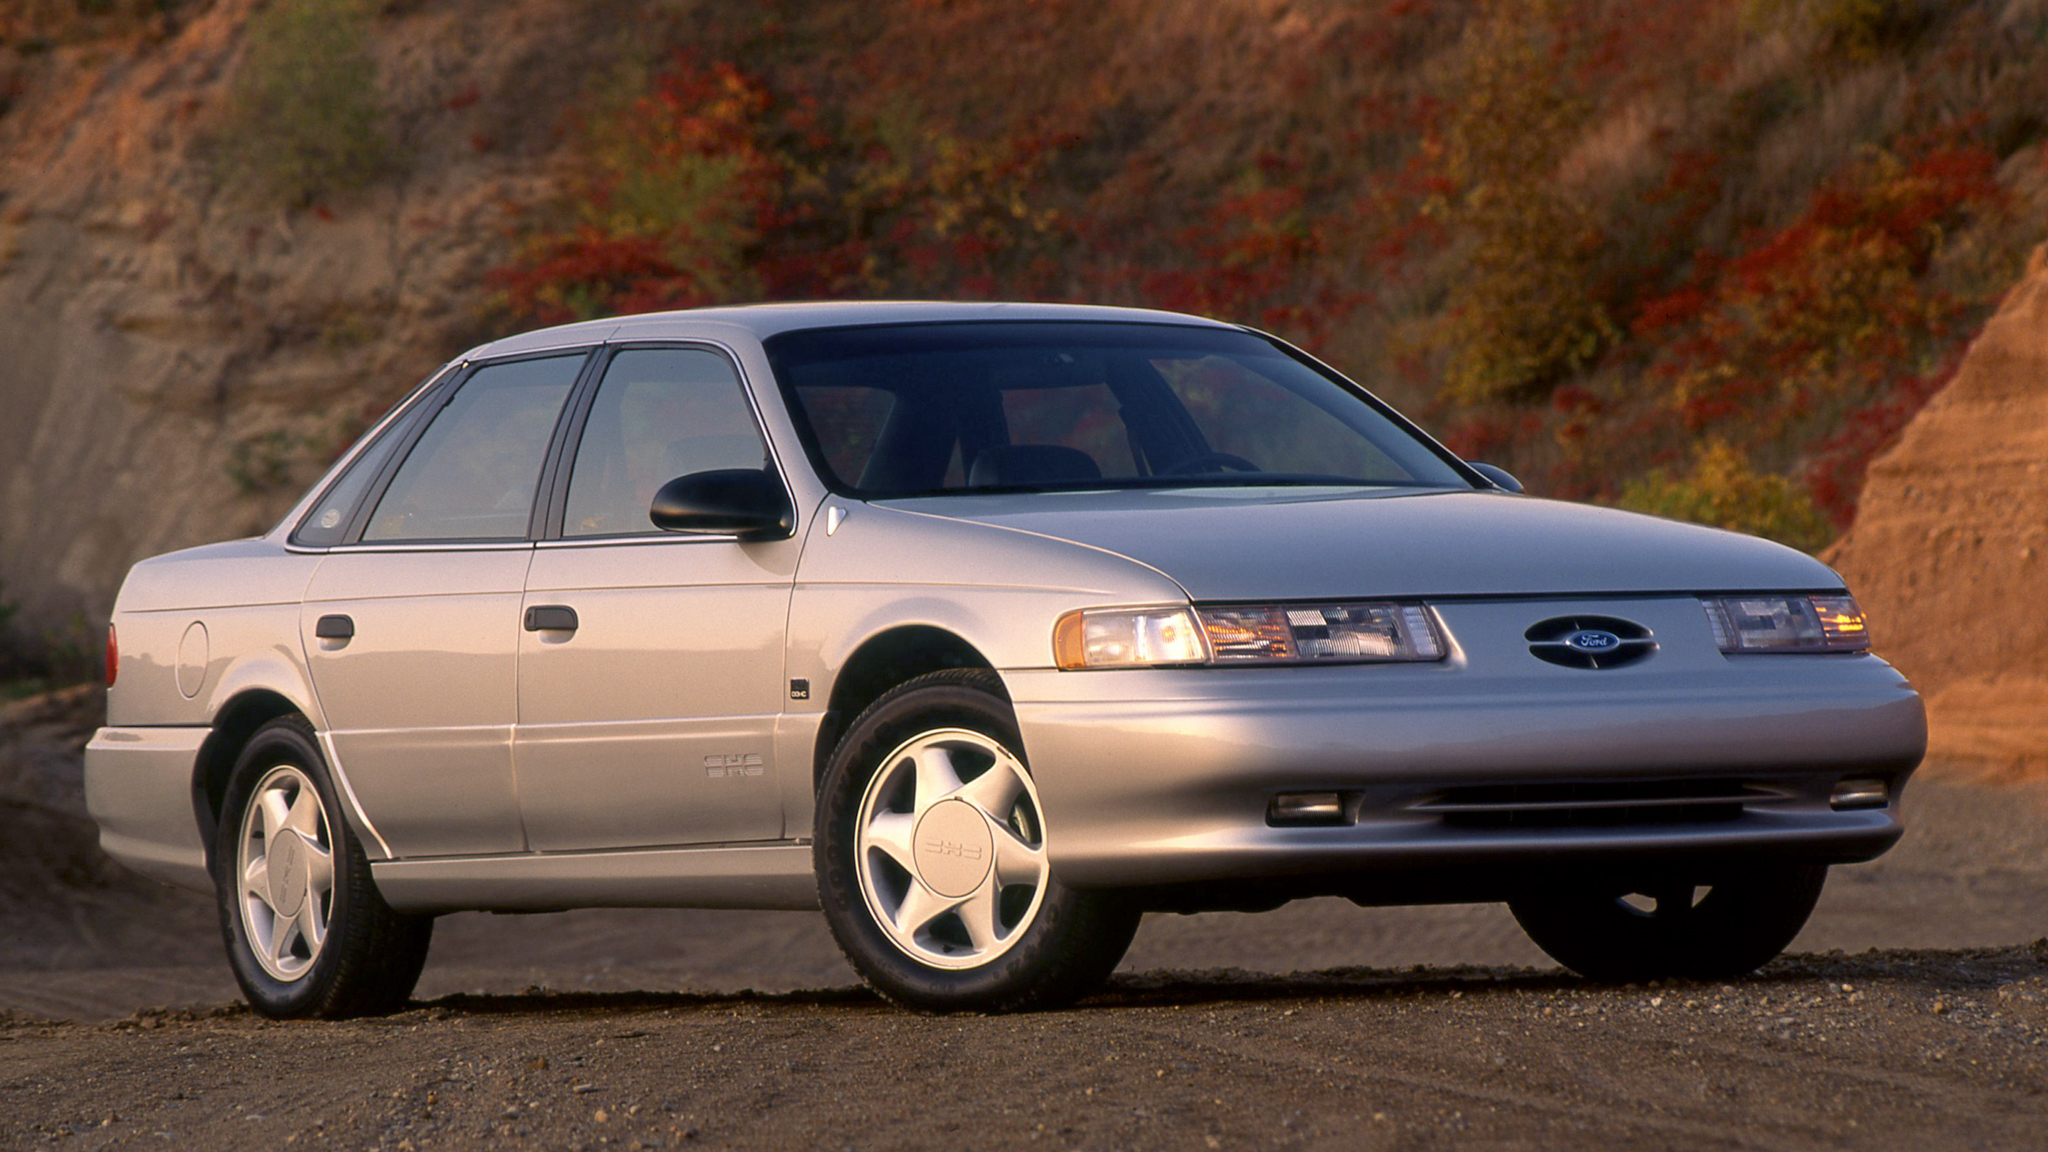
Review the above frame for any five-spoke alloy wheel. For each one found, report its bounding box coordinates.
[818,670,1138,1012]
[213,716,433,1018]
[235,764,336,982]
[854,728,1049,969]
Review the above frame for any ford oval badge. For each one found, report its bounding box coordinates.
[1564,629,1622,653]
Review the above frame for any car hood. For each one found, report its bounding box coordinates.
[884,487,1841,601]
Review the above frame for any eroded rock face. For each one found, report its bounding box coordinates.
[1827,249,2048,777]
[0,0,600,635]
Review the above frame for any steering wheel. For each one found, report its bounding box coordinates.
[1161,451,1260,475]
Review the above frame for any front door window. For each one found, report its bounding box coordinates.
[562,348,769,538]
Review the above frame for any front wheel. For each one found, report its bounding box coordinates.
[213,716,433,1018]
[815,670,1138,1011]
[1508,863,1828,983]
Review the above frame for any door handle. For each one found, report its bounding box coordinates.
[314,614,354,641]
[524,605,579,632]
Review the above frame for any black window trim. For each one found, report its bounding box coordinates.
[535,338,797,544]
[329,346,602,549]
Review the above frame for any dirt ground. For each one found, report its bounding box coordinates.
[6,687,2048,1149]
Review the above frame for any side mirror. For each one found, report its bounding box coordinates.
[649,469,795,539]
[1467,462,1524,494]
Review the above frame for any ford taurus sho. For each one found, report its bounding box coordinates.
[83,302,1927,1016]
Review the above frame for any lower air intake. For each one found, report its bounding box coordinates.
[1416,779,1787,829]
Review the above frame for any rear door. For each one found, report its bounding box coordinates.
[512,344,798,851]
[300,351,589,858]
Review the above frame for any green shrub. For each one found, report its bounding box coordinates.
[1438,0,1617,403]
[216,0,394,205]
[1742,0,1925,61]
[225,428,305,494]
[0,565,34,687]
[1615,439,1834,554]
[42,611,100,687]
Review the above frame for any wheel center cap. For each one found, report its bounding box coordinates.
[912,799,993,898]
[269,830,308,917]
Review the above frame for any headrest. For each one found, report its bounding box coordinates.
[967,444,1103,488]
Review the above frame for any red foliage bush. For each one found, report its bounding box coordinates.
[478,1,2041,548]
[489,52,1092,325]
[1613,141,2008,524]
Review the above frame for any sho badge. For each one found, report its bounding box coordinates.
[704,753,764,779]
[920,838,985,861]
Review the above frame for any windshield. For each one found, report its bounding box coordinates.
[764,322,1473,498]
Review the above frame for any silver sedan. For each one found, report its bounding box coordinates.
[84,302,1925,1016]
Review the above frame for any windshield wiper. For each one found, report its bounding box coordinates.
[872,475,1455,499]
[1116,473,1436,490]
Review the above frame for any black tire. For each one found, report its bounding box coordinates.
[815,669,1139,1012]
[1508,863,1828,983]
[212,715,432,1018]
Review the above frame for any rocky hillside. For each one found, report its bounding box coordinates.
[0,0,637,639]
[1827,247,2048,778]
[1,0,2045,721]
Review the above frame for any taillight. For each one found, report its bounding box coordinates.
[106,624,118,687]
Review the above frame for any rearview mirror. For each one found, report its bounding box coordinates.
[649,469,795,539]
[1466,462,1524,494]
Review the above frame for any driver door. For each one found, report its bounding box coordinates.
[512,345,797,851]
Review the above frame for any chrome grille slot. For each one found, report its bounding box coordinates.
[1415,779,1790,829]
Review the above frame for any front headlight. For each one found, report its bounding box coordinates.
[1053,602,1443,669]
[1200,603,1443,663]
[1700,594,1870,653]
[1052,606,1208,669]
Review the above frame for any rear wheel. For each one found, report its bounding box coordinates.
[1509,864,1828,982]
[815,670,1138,1011]
[213,716,432,1018]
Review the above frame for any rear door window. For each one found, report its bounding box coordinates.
[292,408,417,548]
[361,354,584,543]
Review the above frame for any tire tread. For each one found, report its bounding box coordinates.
[214,715,431,1019]
[1509,864,1827,983]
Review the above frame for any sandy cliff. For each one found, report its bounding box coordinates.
[1827,248,2048,777]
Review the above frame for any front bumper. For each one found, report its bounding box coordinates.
[1009,633,1926,893]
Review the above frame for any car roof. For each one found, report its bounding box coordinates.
[463,301,1242,360]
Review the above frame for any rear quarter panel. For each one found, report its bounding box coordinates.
[90,541,332,889]
[107,540,325,727]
